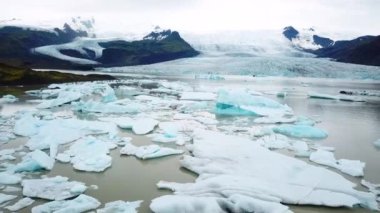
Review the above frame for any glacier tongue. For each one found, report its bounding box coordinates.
[151,130,378,212]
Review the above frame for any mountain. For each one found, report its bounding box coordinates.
[314,35,380,66]
[283,26,380,66]
[0,63,114,85]
[282,26,334,50]
[0,22,199,70]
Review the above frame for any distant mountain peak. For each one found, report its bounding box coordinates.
[65,16,96,38]
[283,26,334,50]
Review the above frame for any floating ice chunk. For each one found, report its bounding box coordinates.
[291,141,310,157]
[99,116,134,129]
[295,116,316,126]
[150,195,228,213]
[339,95,365,102]
[5,197,34,211]
[0,193,17,204]
[31,194,100,213]
[308,92,338,100]
[180,92,216,101]
[0,148,15,160]
[254,116,296,124]
[0,94,18,104]
[273,124,328,139]
[156,130,378,210]
[373,139,380,148]
[361,180,380,196]
[13,113,41,137]
[2,186,21,192]
[120,143,183,160]
[132,118,159,135]
[97,200,142,213]
[257,134,290,150]
[67,137,112,172]
[22,176,87,200]
[37,91,82,109]
[56,153,71,163]
[310,150,365,177]
[215,89,292,117]
[160,81,193,92]
[14,150,54,172]
[276,91,287,98]
[0,172,22,184]
[73,101,142,114]
[0,131,16,143]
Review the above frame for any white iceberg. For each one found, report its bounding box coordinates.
[0,94,18,104]
[180,92,216,101]
[132,118,159,135]
[153,130,378,211]
[0,172,22,184]
[215,89,293,117]
[273,124,328,139]
[120,143,183,160]
[310,150,365,177]
[0,193,17,205]
[308,92,338,100]
[65,137,113,172]
[37,90,82,109]
[22,176,87,200]
[97,200,142,213]
[99,116,135,129]
[13,113,41,137]
[73,101,142,114]
[31,194,100,213]
[5,197,34,211]
[14,149,54,172]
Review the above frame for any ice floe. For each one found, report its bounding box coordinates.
[13,149,54,172]
[153,130,378,211]
[0,172,22,184]
[215,89,292,117]
[180,92,216,101]
[273,124,328,139]
[97,200,142,213]
[120,143,183,160]
[5,197,34,211]
[21,176,87,200]
[0,94,18,104]
[361,180,380,196]
[132,118,159,135]
[31,194,100,213]
[0,193,17,205]
[37,91,82,109]
[13,113,41,137]
[310,149,365,177]
[308,92,339,100]
[73,101,143,114]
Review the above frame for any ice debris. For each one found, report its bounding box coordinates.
[73,101,143,114]
[0,172,22,184]
[215,89,292,117]
[273,124,328,139]
[120,143,183,160]
[0,193,17,205]
[21,176,87,200]
[180,92,216,101]
[5,197,34,211]
[0,94,18,104]
[31,194,100,213]
[361,180,380,196]
[97,200,142,213]
[132,118,159,135]
[13,149,54,172]
[310,149,365,177]
[37,91,82,109]
[153,130,378,211]
[308,92,338,100]
[13,113,41,137]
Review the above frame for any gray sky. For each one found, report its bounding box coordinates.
[1,0,379,35]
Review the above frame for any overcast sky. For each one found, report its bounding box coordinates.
[1,0,379,36]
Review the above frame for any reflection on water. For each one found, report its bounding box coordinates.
[1,77,379,213]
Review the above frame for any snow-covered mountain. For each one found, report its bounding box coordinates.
[283,26,334,50]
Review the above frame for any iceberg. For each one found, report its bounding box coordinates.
[373,138,380,148]
[5,197,34,211]
[14,149,54,172]
[97,200,142,213]
[37,90,82,109]
[153,130,378,211]
[13,113,41,137]
[31,194,100,213]
[273,124,328,139]
[215,89,293,117]
[180,92,216,101]
[132,118,159,135]
[0,193,17,205]
[73,101,142,114]
[65,137,113,172]
[99,116,135,129]
[0,94,18,104]
[310,150,365,177]
[21,176,87,200]
[0,172,22,184]
[308,92,338,100]
[120,143,183,160]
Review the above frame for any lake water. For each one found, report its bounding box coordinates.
[1,76,379,212]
